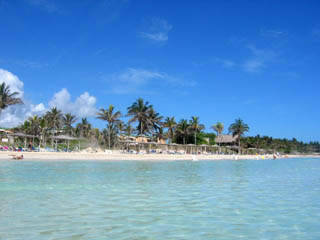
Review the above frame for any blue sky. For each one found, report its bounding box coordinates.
[0,0,319,142]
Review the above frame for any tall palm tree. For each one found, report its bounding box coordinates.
[125,123,134,137]
[0,82,23,116]
[127,98,153,136]
[76,118,92,138]
[27,116,40,135]
[117,121,125,136]
[147,108,163,137]
[156,127,166,142]
[97,105,122,149]
[164,116,176,144]
[212,122,224,153]
[189,116,205,145]
[62,113,77,136]
[45,107,63,147]
[228,118,249,154]
[176,119,190,145]
[39,117,47,148]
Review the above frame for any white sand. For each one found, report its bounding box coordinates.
[0,151,318,161]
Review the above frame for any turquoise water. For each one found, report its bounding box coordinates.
[0,158,319,239]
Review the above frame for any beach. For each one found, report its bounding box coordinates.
[0,151,318,161]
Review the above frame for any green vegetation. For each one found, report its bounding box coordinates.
[0,82,23,115]
[228,118,250,154]
[0,87,318,153]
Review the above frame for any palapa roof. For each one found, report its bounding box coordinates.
[10,132,36,138]
[215,134,237,143]
[50,135,80,140]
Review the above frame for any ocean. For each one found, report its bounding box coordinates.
[0,158,319,239]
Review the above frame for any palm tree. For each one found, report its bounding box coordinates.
[62,113,77,136]
[97,105,122,149]
[45,107,63,147]
[125,123,134,137]
[127,98,152,136]
[156,127,166,142]
[117,121,125,136]
[0,82,23,115]
[164,116,176,144]
[39,117,47,148]
[189,116,205,145]
[147,108,163,138]
[176,119,190,145]
[212,122,224,153]
[76,118,91,138]
[228,118,249,154]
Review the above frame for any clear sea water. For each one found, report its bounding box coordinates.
[0,158,319,240]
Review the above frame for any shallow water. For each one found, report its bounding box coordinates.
[0,158,319,239]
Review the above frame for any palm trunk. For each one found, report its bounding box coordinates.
[194,132,196,145]
[238,137,241,154]
[218,133,220,154]
[51,128,54,147]
[108,124,111,150]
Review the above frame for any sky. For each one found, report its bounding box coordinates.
[0,0,319,142]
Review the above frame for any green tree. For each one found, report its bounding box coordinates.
[189,116,205,145]
[76,118,91,138]
[212,122,224,153]
[45,107,63,147]
[164,116,177,144]
[228,118,249,154]
[0,82,23,116]
[176,119,190,145]
[97,105,122,149]
[62,113,77,136]
[147,108,163,138]
[127,98,153,135]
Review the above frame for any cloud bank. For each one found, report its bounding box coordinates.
[0,69,97,128]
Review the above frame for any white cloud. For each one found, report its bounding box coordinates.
[108,68,195,94]
[140,32,168,42]
[0,69,98,128]
[0,69,24,97]
[140,18,172,43]
[0,102,46,128]
[0,69,46,127]
[242,46,277,73]
[260,29,284,38]
[242,59,264,73]
[49,88,97,117]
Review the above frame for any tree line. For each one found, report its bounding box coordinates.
[0,82,319,153]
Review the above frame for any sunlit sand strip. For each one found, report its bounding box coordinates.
[0,151,319,161]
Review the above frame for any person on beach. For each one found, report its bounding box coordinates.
[28,141,33,151]
[9,154,24,160]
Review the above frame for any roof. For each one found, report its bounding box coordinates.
[0,129,12,133]
[215,134,237,143]
[50,135,80,140]
[10,132,36,138]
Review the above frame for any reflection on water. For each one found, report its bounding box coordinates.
[0,158,320,239]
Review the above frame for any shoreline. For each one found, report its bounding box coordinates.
[0,151,319,162]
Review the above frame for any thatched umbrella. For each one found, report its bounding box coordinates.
[50,135,81,152]
[10,132,37,148]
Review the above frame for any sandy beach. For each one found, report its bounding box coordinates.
[1,151,319,161]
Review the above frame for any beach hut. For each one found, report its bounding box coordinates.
[9,132,37,149]
[50,135,81,152]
